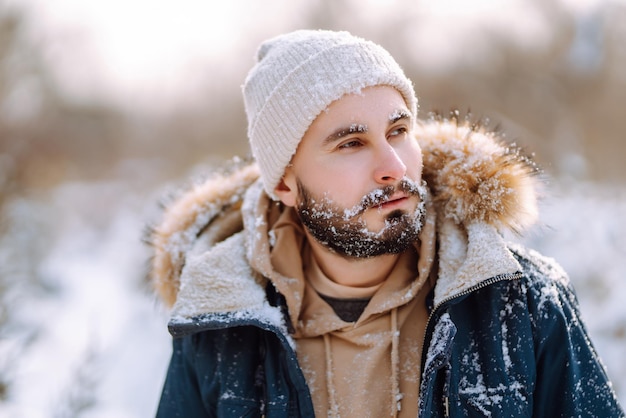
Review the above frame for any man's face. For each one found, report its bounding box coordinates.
[275,86,426,258]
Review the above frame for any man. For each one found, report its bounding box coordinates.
[150,30,623,417]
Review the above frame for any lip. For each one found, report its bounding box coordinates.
[376,193,409,210]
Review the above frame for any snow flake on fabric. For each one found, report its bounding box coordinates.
[423,313,456,373]
[459,339,528,416]
[508,243,573,317]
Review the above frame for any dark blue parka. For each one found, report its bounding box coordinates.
[150,120,624,417]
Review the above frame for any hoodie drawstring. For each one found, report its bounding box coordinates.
[324,333,340,418]
[391,307,402,416]
[323,308,402,418]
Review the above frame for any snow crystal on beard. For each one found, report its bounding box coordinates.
[296,178,428,259]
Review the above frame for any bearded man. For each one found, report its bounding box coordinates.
[149,30,623,417]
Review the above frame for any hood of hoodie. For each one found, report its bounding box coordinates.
[147,117,540,320]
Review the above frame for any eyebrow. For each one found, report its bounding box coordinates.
[389,109,412,124]
[323,123,368,145]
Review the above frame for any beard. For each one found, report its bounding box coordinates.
[295,177,428,259]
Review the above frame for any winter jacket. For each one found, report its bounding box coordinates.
[149,118,624,417]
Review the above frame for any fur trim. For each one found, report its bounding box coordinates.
[148,117,543,307]
[148,163,259,307]
[417,114,541,233]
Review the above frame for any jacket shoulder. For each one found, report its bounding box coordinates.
[506,242,585,325]
[505,245,624,416]
[508,243,570,289]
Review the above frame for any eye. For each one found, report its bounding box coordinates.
[338,139,363,149]
[388,126,408,139]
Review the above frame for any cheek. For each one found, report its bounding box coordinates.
[400,141,423,178]
[305,172,363,209]
[298,158,351,192]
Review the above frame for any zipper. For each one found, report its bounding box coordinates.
[419,271,523,414]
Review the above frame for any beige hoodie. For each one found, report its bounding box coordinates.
[266,199,437,417]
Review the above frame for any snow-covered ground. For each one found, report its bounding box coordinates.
[0,168,624,417]
[0,163,175,417]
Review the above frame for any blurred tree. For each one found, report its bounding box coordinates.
[0,2,40,401]
[0,2,122,405]
[396,1,626,183]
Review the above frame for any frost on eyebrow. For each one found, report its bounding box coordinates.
[389,109,412,123]
[348,123,368,134]
[324,123,368,145]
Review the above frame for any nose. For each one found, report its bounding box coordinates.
[374,143,407,184]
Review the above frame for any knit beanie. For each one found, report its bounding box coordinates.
[243,29,418,199]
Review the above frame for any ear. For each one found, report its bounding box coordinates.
[273,169,298,207]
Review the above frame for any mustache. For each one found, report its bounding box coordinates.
[343,178,426,218]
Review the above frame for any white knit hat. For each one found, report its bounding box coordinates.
[243,29,418,199]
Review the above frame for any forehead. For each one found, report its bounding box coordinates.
[316,85,409,126]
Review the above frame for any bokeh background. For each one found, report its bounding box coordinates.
[1,0,625,416]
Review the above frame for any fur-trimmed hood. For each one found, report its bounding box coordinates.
[147,117,541,319]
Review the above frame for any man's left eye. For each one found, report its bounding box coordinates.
[389,127,407,138]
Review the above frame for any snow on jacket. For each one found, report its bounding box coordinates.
[149,117,624,417]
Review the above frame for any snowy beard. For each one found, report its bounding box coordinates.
[295,178,428,259]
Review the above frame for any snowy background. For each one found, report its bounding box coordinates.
[1,0,625,416]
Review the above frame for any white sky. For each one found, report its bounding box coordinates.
[7,0,617,112]
[11,0,311,110]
